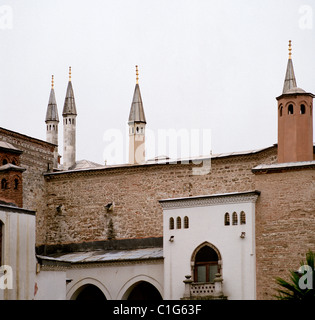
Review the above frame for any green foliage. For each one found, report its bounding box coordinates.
[275,250,315,300]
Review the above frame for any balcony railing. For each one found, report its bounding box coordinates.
[182,274,227,300]
[190,282,216,297]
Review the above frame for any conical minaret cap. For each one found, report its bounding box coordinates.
[282,40,305,94]
[62,67,77,116]
[45,75,59,122]
[282,58,297,94]
[128,65,146,124]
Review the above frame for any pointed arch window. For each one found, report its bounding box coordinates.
[232,212,238,225]
[14,178,19,190]
[279,106,283,117]
[184,216,189,229]
[169,217,174,230]
[240,211,246,225]
[300,104,306,114]
[194,245,220,283]
[176,217,181,229]
[1,179,8,190]
[224,212,230,226]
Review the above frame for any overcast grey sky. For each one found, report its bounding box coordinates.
[0,0,314,165]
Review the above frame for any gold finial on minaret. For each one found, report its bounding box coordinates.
[51,75,54,89]
[288,40,292,60]
[69,66,72,81]
[136,65,139,84]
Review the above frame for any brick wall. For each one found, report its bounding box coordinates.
[254,167,315,299]
[0,148,23,207]
[0,128,56,242]
[42,147,277,245]
[0,169,23,207]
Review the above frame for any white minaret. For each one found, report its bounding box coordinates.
[62,67,77,170]
[128,65,146,164]
[45,75,59,168]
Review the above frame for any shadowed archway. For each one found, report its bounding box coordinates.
[75,284,107,300]
[127,281,163,300]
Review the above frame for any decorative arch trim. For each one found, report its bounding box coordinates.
[190,241,222,266]
[190,242,223,283]
[116,274,163,300]
[67,277,112,300]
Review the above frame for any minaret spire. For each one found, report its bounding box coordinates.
[128,65,146,125]
[62,66,77,170]
[62,66,77,116]
[128,65,146,164]
[46,75,58,120]
[282,40,297,94]
[45,75,59,168]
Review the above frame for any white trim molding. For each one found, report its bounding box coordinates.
[159,190,260,210]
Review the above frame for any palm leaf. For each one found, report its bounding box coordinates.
[274,250,315,300]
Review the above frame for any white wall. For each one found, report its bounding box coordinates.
[162,194,258,300]
[35,270,67,300]
[65,261,164,300]
[0,207,36,300]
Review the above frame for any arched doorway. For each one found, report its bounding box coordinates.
[75,284,107,300]
[191,242,222,283]
[127,281,163,300]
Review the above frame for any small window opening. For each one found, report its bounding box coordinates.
[169,217,174,230]
[136,127,139,133]
[14,179,19,190]
[184,216,189,229]
[1,179,8,189]
[288,104,294,115]
[2,159,8,165]
[280,106,283,117]
[232,212,238,225]
[224,212,230,226]
[240,211,246,225]
[176,217,181,229]
[300,104,306,114]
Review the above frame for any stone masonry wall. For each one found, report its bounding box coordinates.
[0,128,55,243]
[254,167,315,300]
[42,147,277,246]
